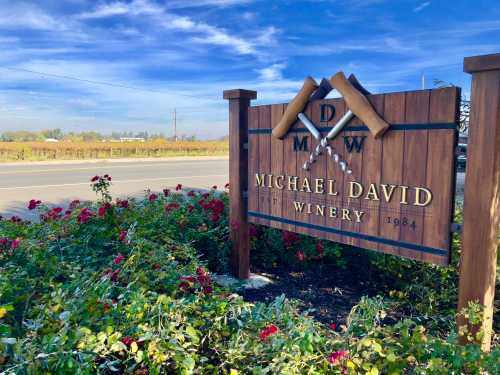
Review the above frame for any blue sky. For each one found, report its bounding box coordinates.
[0,0,499,139]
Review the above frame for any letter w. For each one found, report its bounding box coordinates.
[293,201,305,212]
[343,136,366,153]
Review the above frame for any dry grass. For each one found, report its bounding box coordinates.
[0,141,229,162]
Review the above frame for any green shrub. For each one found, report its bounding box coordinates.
[0,176,498,373]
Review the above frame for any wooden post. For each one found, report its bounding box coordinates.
[458,53,500,351]
[223,89,257,279]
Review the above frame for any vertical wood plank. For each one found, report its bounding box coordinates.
[325,99,346,243]
[358,95,385,250]
[270,104,285,229]
[401,90,430,261]
[258,105,272,226]
[424,87,459,265]
[281,103,296,232]
[378,92,405,256]
[248,106,260,225]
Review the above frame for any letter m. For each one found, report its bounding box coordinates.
[293,136,308,152]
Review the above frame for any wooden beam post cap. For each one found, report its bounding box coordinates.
[223,89,257,100]
[464,53,500,73]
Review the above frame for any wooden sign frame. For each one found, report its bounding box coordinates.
[224,52,499,350]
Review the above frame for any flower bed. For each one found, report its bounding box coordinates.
[0,176,498,374]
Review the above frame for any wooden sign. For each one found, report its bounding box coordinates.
[225,54,499,350]
[247,87,460,265]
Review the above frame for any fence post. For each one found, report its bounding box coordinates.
[458,53,500,351]
[223,89,257,279]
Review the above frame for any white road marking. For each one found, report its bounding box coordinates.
[0,174,228,190]
[0,161,224,175]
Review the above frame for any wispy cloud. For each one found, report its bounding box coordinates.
[256,63,286,81]
[413,1,431,13]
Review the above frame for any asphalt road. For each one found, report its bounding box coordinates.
[0,158,229,220]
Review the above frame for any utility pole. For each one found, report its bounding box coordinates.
[172,108,177,141]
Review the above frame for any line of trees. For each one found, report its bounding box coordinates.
[0,129,200,142]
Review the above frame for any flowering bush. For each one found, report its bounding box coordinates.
[0,176,498,373]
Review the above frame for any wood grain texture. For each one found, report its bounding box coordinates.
[457,68,500,351]
[245,88,458,265]
[378,92,405,257]
[248,106,260,226]
[401,90,430,262]
[225,90,256,279]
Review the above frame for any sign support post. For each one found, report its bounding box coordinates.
[458,53,500,351]
[223,89,256,279]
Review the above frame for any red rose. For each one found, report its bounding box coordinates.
[91,176,99,182]
[295,250,306,261]
[327,350,348,365]
[259,324,279,341]
[316,241,324,255]
[148,193,158,202]
[224,183,230,189]
[28,199,41,210]
[163,188,170,197]
[187,204,194,213]
[329,323,337,331]
[98,205,107,217]
[103,174,112,181]
[211,185,217,190]
[117,199,129,209]
[121,336,134,347]
[209,213,220,223]
[187,190,196,197]
[114,253,125,265]
[175,184,182,191]
[164,202,180,212]
[11,238,21,249]
[77,208,94,224]
[119,230,127,242]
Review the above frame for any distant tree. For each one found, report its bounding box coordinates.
[41,128,64,140]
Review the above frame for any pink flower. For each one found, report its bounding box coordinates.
[260,324,279,341]
[327,350,348,365]
[119,230,127,242]
[164,202,180,212]
[77,208,94,224]
[11,238,20,249]
[28,199,41,210]
[103,174,112,181]
[295,250,306,261]
[148,193,158,202]
[175,184,182,191]
[114,253,125,265]
[117,199,129,209]
[121,336,134,347]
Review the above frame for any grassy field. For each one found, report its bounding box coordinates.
[0,140,229,162]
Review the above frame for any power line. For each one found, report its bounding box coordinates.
[0,66,221,100]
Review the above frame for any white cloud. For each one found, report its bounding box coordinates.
[257,63,286,81]
[0,2,62,30]
[413,1,431,12]
[78,0,164,19]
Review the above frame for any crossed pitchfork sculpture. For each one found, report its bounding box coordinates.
[272,72,390,175]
